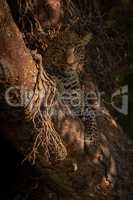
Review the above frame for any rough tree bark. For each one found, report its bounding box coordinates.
[0,0,132,199]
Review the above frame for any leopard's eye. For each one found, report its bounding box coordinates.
[52,55,57,63]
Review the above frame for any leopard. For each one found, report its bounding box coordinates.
[43,30,100,168]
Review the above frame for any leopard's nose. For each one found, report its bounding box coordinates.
[66,48,76,65]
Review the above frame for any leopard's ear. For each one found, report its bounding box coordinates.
[80,33,93,46]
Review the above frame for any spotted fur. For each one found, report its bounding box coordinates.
[44,31,99,157]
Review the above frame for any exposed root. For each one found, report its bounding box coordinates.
[25,51,67,164]
[15,0,67,164]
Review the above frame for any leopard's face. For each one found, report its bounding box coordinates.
[44,31,90,71]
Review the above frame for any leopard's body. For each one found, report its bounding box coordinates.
[44,31,100,158]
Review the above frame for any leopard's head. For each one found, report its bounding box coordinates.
[44,31,92,71]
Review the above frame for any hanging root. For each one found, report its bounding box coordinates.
[25,51,67,164]
[15,0,67,164]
